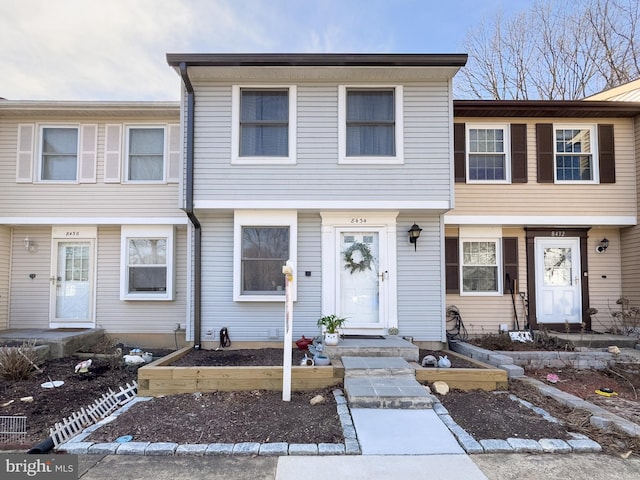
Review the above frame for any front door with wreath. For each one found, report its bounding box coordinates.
[338,231,381,328]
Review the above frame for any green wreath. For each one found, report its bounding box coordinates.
[343,242,374,274]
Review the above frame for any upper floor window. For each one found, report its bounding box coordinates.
[241,89,288,156]
[347,89,395,156]
[339,86,404,164]
[231,86,297,165]
[554,125,596,182]
[126,127,165,182]
[41,127,78,181]
[466,124,510,182]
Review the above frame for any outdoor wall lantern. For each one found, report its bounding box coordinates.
[24,236,37,253]
[408,223,423,251]
[595,237,609,254]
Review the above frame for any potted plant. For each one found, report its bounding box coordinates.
[317,314,346,346]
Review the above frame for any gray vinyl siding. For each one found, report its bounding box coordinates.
[396,213,444,341]
[198,211,323,342]
[192,82,453,203]
[0,226,10,329]
[197,210,445,342]
[0,118,181,219]
[94,226,188,333]
[9,227,52,329]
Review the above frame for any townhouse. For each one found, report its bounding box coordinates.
[0,101,188,347]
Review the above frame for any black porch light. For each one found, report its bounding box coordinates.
[408,223,423,251]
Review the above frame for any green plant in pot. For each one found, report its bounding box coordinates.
[317,314,346,346]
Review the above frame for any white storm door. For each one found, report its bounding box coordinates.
[50,240,95,328]
[535,237,582,324]
[337,230,385,329]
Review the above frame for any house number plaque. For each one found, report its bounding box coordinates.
[551,230,566,237]
[350,218,367,224]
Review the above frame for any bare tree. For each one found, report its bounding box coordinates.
[457,0,640,99]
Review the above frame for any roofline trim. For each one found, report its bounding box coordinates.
[454,99,640,117]
[166,53,468,68]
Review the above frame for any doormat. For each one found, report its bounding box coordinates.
[342,335,386,340]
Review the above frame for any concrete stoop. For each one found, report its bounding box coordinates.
[323,336,419,362]
[0,328,105,359]
[342,356,434,409]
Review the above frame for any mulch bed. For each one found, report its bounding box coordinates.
[2,347,640,457]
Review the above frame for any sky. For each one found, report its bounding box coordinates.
[0,0,536,101]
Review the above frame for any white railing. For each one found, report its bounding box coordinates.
[49,381,137,448]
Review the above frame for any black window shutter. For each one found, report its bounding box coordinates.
[445,237,459,293]
[503,237,518,294]
[454,123,466,183]
[598,124,615,184]
[536,123,554,183]
[511,124,527,183]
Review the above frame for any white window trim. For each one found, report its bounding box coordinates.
[37,124,80,183]
[120,225,175,301]
[466,123,511,184]
[124,125,167,184]
[338,85,404,165]
[231,85,297,165]
[553,123,599,184]
[233,210,297,302]
[459,226,502,297]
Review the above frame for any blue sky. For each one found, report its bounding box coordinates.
[0,0,535,101]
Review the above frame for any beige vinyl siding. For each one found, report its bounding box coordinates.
[588,228,623,333]
[445,227,528,335]
[198,211,323,342]
[450,117,636,218]
[445,226,623,334]
[192,81,453,203]
[621,115,640,305]
[0,226,10,329]
[94,226,188,334]
[396,214,445,341]
[9,227,52,329]
[0,117,182,219]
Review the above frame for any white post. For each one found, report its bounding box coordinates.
[282,260,294,401]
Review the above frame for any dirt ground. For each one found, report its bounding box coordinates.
[1,347,639,457]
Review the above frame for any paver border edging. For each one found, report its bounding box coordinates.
[57,388,361,456]
[432,391,602,454]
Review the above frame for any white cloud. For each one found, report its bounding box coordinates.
[0,0,535,100]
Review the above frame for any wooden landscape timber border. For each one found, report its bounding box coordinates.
[137,346,344,397]
[413,351,509,391]
[137,347,507,396]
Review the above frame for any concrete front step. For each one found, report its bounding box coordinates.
[342,356,415,377]
[344,376,434,409]
[342,355,434,409]
[323,336,419,362]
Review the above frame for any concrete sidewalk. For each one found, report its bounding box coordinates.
[77,453,640,480]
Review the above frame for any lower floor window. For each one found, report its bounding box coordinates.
[241,226,289,294]
[121,226,174,300]
[462,240,499,293]
[234,210,297,301]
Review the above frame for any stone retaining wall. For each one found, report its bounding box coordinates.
[449,340,635,376]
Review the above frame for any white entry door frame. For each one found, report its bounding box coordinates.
[320,212,398,335]
[534,237,582,324]
[49,226,97,328]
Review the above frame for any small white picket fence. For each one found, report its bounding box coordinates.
[49,380,138,448]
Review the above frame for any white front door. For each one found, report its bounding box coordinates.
[50,240,95,328]
[535,237,582,324]
[321,212,398,335]
[338,230,383,328]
